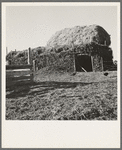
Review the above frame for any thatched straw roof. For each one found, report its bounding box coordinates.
[46,25,111,52]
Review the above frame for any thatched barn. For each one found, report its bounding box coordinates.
[7,25,114,73]
[40,24,113,72]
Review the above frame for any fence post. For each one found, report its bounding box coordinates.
[33,60,36,72]
[28,47,31,65]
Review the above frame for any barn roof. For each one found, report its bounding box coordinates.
[46,24,111,52]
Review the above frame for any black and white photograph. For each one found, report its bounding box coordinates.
[2,2,120,148]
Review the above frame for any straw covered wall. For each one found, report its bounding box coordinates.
[37,51,75,73]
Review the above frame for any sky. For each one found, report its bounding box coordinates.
[6,4,119,60]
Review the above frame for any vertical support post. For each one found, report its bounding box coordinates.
[28,47,31,65]
[101,57,104,71]
[104,40,106,46]
[33,60,36,72]
[71,40,76,73]
[91,56,94,72]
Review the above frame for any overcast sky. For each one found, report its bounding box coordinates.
[6,3,119,60]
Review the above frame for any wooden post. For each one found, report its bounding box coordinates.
[101,57,104,71]
[71,40,76,73]
[81,67,87,72]
[91,56,94,72]
[104,40,106,46]
[28,47,31,64]
[33,60,36,72]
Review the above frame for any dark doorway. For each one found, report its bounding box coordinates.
[75,54,92,72]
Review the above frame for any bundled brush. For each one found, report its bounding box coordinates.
[6,47,46,65]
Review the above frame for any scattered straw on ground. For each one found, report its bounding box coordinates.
[6,71,117,120]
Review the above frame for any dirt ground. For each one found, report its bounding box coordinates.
[6,71,117,120]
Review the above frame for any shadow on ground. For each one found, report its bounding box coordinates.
[6,81,95,99]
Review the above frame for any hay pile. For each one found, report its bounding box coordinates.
[46,24,111,52]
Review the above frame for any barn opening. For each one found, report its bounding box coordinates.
[75,54,92,72]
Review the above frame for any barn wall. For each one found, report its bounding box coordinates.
[36,51,75,73]
[36,52,104,73]
[91,55,103,72]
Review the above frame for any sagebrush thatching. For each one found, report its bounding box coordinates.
[6,25,116,72]
[6,46,45,65]
[46,24,111,52]
[45,24,115,72]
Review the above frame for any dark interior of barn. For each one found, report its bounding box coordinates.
[75,54,92,72]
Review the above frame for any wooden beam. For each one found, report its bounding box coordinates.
[33,60,36,72]
[71,40,76,73]
[28,47,31,64]
[6,79,32,87]
[6,69,31,77]
[81,67,87,72]
[6,75,32,82]
[6,65,32,70]
[101,57,104,71]
[91,56,94,72]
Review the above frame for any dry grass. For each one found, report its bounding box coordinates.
[6,71,117,120]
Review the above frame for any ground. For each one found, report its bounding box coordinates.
[6,71,117,120]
